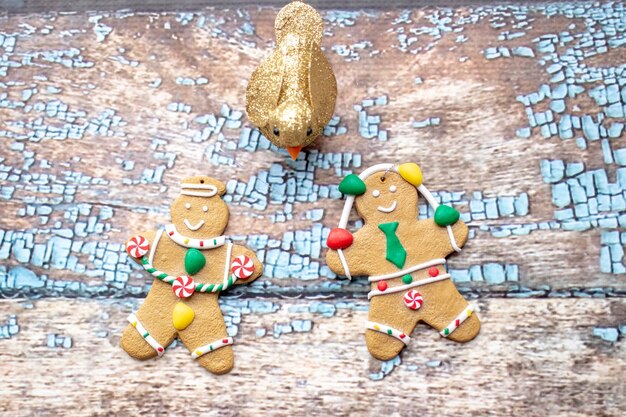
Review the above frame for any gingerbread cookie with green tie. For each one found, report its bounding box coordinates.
[120,176,263,374]
[326,163,480,360]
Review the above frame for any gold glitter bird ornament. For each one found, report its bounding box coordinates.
[246,0,337,160]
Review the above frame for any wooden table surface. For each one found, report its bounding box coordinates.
[0,1,625,416]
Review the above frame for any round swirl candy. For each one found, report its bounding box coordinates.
[172,276,195,298]
[403,290,424,310]
[126,235,149,258]
[231,255,254,279]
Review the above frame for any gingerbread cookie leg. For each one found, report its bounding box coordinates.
[177,294,234,375]
[120,281,178,359]
[416,277,480,343]
[428,301,481,343]
[365,283,427,361]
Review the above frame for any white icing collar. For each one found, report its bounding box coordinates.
[165,224,226,249]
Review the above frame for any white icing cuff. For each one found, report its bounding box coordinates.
[127,313,165,357]
[440,304,476,337]
[368,274,451,300]
[191,337,234,359]
[365,321,411,345]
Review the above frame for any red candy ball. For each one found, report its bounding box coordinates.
[428,267,439,277]
[327,228,354,250]
[377,281,388,291]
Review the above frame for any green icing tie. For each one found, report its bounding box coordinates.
[184,248,206,276]
[378,222,407,269]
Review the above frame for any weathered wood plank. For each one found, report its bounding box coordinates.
[0,298,624,416]
[2,3,626,297]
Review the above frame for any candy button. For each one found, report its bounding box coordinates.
[338,174,366,195]
[327,228,354,250]
[172,301,195,330]
[184,248,206,276]
[434,205,460,226]
[428,267,439,277]
[172,276,195,298]
[231,255,254,279]
[126,235,150,258]
[398,163,423,187]
[403,290,424,310]
[402,274,413,284]
[377,281,388,291]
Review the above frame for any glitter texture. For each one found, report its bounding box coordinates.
[246,1,337,157]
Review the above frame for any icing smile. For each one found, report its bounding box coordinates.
[184,219,205,231]
[377,201,397,213]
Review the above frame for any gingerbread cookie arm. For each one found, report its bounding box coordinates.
[325,229,371,278]
[229,245,263,284]
[124,230,157,264]
[448,219,469,251]
[418,218,469,258]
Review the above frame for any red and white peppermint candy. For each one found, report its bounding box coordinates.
[172,276,195,298]
[126,235,149,258]
[231,255,254,279]
[403,290,424,310]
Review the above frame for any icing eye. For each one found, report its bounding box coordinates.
[389,185,397,193]
[372,190,380,198]
[307,127,313,136]
[273,127,280,137]
[202,205,208,212]
[185,203,191,209]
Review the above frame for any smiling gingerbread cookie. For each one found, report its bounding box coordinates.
[326,163,480,360]
[120,176,263,374]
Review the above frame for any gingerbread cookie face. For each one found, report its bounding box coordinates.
[120,176,263,374]
[326,163,479,361]
[170,176,229,238]
[355,172,418,224]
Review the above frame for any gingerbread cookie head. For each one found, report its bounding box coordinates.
[354,171,419,225]
[170,176,229,238]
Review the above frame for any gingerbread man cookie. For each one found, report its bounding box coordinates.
[120,176,263,374]
[326,163,480,361]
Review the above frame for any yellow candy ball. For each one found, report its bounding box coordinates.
[398,163,423,186]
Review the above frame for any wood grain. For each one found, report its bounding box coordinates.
[0,298,624,417]
[0,6,624,293]
[1,3,626,416]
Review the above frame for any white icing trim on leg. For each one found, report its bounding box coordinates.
[368,258,446,282]
[440,304,476,337]
[446,225,462,253]
[191,337,234,359]
[368,273,451,300]
[337,249,352,280]
[365,321,411,345]
[127,313,165,357]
